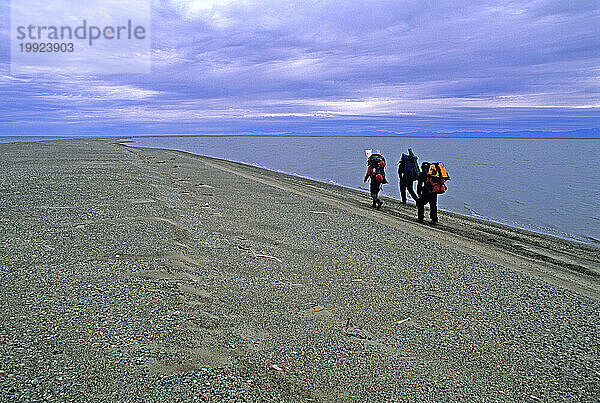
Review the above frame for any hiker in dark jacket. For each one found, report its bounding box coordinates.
[416,162,438,223]
[398,154,419,204]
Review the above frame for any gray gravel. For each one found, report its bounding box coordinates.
[0,138,598,402]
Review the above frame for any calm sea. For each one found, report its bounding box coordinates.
[131,136,600,245]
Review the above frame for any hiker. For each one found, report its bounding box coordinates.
[398,149,419,203]
[416,161,448,224]
[364,151,388,208]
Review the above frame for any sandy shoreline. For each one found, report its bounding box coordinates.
[1,138,599,401]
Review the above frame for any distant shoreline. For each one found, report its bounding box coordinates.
[2,133,599,141]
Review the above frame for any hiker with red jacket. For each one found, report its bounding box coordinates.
[416,161,447,224]
[364,151,388,208]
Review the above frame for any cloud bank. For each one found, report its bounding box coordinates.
[1,0,598,135]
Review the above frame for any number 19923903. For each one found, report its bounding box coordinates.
[19,43,74,52]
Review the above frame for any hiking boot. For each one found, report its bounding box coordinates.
[376,200,383,208]
[372,200,377,208]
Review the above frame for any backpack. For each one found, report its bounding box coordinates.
[367,153,388,183]
[426,162,449,194]
[399,149,419,181]
[427,162,450,180]
[428,176,447,194]
[368,153,385,168]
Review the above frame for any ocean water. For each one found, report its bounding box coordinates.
[131,136,600,245]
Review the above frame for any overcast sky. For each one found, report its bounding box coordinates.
[0,0,599,136]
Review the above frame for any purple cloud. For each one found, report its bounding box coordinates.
[1,0,598,136]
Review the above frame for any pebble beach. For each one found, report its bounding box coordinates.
[1,138,599,401]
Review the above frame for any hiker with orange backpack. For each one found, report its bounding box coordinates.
[416,161,448,224]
